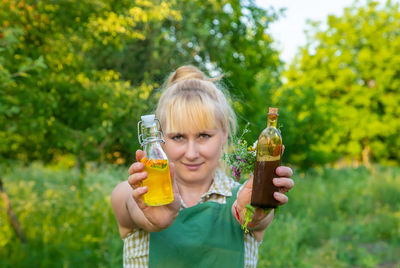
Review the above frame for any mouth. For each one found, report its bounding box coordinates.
[182,162,204,171]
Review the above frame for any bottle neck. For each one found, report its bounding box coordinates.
[143,141,167,160]
[267,114,278,128]
[142,124,164,144]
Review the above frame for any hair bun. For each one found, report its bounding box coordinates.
[167,65,205,86]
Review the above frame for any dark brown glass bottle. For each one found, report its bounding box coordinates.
[251,108,282,208]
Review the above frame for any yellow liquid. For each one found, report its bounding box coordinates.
[141,159,174,206]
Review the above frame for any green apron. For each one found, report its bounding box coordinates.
[149,185,244,268]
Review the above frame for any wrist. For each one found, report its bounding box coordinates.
[233,201,264,227]
[233,200,244,225]
[233,201,275,232]
[249,208,274,231]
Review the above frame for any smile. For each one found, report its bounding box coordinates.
[182,162,204,171]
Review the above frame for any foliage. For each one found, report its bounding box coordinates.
[0,0,157,165]
[223,124,256,181]
[1,163,399,267]
[258,165,400,268]
[270,0,400,168]
[223,125,269,233]
[0,162,124,267]
[0,0,281,166]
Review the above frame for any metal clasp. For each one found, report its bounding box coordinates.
[137,118,165,146]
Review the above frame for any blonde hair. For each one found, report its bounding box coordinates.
[156,65,237,139]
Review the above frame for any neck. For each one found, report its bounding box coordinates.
[176,176,214,207]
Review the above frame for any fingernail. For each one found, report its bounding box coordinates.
[140,186,148,193]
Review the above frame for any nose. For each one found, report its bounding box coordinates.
[185,140,199,161]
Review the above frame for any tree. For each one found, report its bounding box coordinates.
[0,0,281,165]
[0,0,163,165]
[90,0,282,140]
[272,0,400,168]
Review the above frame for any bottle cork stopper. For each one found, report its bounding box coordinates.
[268,107,278,115]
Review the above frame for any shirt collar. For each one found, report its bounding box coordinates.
[201,169,232,199]
[179,169,234,208]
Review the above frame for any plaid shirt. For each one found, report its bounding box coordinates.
[123,169,261,267]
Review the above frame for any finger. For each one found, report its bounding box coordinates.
[273,178,294,190]
[282,144,285,155]
[128,161,145,175]
[274,192,288,205]
[275,166,293,178]
[132,187,148,209]
[136,149,146,162]
[128,171,148,188]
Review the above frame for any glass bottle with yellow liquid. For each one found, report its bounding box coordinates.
[251,107,282,208]
[138,114,174,206]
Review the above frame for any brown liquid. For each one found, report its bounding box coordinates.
[251,159,280,208]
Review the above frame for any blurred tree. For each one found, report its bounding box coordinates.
[0,0,162,166]
[272,0,400,168]
[0,0,281,165]
[90,0,282,140]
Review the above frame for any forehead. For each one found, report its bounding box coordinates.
[166,126,219,134]
[163,94,223,134]
[165,111,219,134]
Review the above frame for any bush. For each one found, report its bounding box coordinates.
[0,162,125,267]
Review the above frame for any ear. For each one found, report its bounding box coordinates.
[222,129,229,146]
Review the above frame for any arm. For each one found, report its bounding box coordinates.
[111,150,181,237]
[111,181,165,237]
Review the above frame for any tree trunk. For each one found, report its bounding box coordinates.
[0,178,27,243]
[362,145,371,168]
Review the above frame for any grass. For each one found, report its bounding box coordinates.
[1,162,399,267]
[257,166,400,268]
[0,162,125,268]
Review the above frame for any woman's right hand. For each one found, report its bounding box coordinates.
[127,150,181,232]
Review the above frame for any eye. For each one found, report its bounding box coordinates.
[199,133,212,139]
[171,134,184,141]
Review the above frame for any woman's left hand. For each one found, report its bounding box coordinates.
[235,165,294,228]
[271,166,295,205]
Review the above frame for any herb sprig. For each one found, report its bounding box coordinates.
[223,123,256,182]
[223,124,259,232]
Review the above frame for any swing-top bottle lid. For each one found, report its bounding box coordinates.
[268,107,278,115]
[141,114,156,127]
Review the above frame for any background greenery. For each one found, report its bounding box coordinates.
[1,0,399,267]
[1,163,399,267]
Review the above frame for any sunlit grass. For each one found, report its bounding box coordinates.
[1,163,399,267]
[0,162,125,268]
[258,165,400,268]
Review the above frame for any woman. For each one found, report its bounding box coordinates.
[111,65,294,268]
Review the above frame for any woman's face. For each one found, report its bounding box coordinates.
[163,126,228,185]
